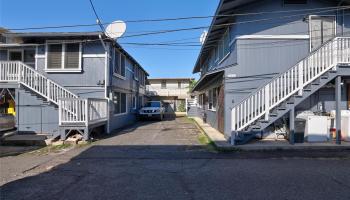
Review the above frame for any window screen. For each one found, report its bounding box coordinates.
[114,50,120,74]
[65,43,80,69]
[161,80,167,89]
[121,55,126,76]
[47,44,62,69]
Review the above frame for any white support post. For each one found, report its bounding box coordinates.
[85,99,89,126]
[185,98,188,115]
[231,107,236,131]
[264,85,270,121]
[58,99,62,125]
[298,63,303,96]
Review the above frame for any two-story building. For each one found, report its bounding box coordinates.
[190,0,350,145]
[0,31,148,140]
[146,78,193,112]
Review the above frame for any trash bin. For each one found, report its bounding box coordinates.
[294,118,306,143]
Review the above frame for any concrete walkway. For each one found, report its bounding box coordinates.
[191,117,350,151]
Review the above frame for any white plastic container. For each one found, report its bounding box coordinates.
[305,115,329,142]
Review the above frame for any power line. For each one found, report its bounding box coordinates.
[5,5,349,31]
[119,6,350,39]
[88,0,105,32]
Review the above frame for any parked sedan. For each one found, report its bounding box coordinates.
[139,101,165,121]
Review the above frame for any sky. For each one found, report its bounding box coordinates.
[0,0,220,79]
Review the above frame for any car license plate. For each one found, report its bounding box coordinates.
[148,114,152,117]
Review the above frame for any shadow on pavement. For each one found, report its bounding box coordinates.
[1,144,350,200]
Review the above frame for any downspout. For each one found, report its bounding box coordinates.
[104,41,111,134]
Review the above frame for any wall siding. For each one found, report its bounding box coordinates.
[15,87,59,135]
[195,0,350,138]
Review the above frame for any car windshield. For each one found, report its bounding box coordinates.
[145,102,161,107]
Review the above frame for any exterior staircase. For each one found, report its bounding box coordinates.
[0,61,108,140]
[231,37,350,145]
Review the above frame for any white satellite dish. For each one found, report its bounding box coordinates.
[105,20,126,39]
[199,30,208,45]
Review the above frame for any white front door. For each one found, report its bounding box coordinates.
[309,16,336,51]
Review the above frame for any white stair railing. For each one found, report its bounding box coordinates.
[0,61,108,126]
[232,37,350,132]
[0,61,77,105]
[58,98,108,126]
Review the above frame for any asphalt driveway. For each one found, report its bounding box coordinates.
[1,117,350,200]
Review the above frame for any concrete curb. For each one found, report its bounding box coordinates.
[189,117,350,152]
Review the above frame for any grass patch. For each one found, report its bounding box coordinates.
[27,143,74,156]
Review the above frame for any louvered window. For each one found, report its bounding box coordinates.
[65,43,80,69]
[46,42,81,71]
[47,44,62,69]
[113,50,126,77]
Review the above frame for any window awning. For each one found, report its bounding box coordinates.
[192,69,224,92]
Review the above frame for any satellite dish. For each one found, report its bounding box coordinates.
[200,30,208,45]
[105,20,126,39]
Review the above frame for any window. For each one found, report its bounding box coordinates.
[24,50,35,64]
[223,30,230,57]
[178,81,182,89]
[284,0,307,4]
[112,91,127,115]
[199,93,205,108]
[65,44,80,69]
[208,88,218,111]
[46,43,81,71]
[134,65,139,80]
[145,101,161,107]
[114,50,125,77]
[132,95,137,109]
[47,44,62,69]
[208,90,213,110]
[138,96,144,108]
[161,80,167,89]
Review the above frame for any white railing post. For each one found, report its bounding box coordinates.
[47,80,51,102]
[17,62,21,82]
[58,99,62,125]
[85,99,89,126]
[298,63,303,96]
[333,38,338,70]
[264,85,270,121]
[231,107,236,131]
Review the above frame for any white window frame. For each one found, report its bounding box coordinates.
[218,29,231,65]
[208,88,217,112]
[112,91,128,116]
[113,49,126,80]
[308,15,337,52]
[45,41,82,73]
[161,80,167,89]
[7,49,24,62]
[132,95,137,109]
